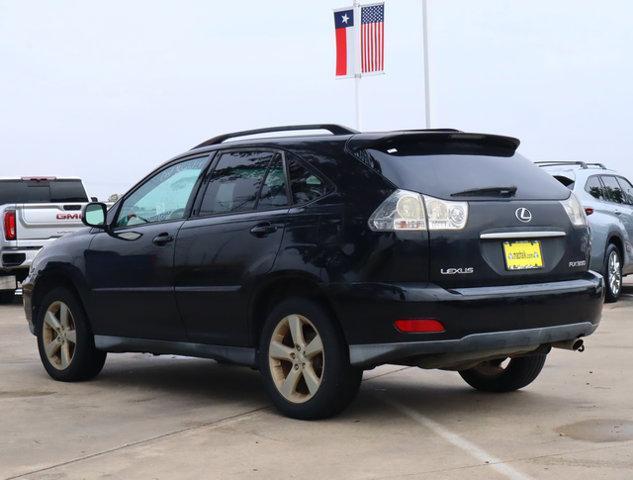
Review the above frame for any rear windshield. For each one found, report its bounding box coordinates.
[360,150,570,201]
[0,179,88,204]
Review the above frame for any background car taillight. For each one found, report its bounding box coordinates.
[368,189,468,232]
[4,210,16,240]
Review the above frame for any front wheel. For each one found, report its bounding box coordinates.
[603,244,623,303]
[259,297,362,419]
[36,287,107,382]
[459,354,547,393]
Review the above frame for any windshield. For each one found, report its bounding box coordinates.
[361,150,570,201]
[0,179,88,204]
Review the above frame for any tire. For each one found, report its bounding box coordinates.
[258,297,362,420]
[603,243,623,303]
[459,354,547,393]
[36,286,106,382]
[0,290,15,304]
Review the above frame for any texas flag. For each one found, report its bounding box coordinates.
[334,8,355,77]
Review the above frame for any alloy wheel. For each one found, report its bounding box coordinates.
[42,301,77,370]
[268,314,324,403]
[608,250,622,296]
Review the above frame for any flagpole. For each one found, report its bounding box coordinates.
[353,0,362,130]
[422,0,431,128]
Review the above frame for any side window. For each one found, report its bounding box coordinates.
[287,158,329,204]
[601,175,624,204]
[257,156,289,209]
[116,157,207,227]
[616,177,633,205]
[585,176,605,200]
[199,151,274,215]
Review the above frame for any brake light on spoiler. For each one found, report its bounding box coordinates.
[4,210,16,240]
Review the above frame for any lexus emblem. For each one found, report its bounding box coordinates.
[515,208,532,223]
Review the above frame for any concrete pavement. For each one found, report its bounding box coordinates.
[2,283,633,479]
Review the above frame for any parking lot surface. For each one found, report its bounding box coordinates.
[2,282,633,480]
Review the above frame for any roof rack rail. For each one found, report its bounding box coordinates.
[534,161,607,170]
[585,162,607,169]
[193,124,358,149]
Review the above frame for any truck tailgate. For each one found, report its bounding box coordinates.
[16,203,85,247]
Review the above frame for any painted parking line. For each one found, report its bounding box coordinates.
[384,398,535,480]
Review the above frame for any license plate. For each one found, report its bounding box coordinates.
[0,275,17,291]
[503,240,543,270]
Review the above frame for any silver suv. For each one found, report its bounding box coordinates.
[537,161,633,302]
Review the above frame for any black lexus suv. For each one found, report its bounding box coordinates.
[23,125,603,419]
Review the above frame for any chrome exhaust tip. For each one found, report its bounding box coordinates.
[552,338,584,352]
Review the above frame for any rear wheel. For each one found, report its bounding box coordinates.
[36,287,106,381]
[603,244,622,303]
[0,290,15,304]
[459,354,547,392]
[259,297,362,419]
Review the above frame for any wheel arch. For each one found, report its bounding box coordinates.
[32,267,91,333]
[248,273,346,347]
[607,234,624,264]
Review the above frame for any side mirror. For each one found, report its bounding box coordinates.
[82,202,108,229]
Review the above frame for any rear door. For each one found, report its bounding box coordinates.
[175,149,289,346]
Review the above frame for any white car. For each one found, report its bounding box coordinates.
[0,177,92,302]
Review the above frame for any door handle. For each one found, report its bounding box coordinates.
[152,232,174,246]
[250,222,277,237]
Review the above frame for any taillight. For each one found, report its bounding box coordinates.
[394,319,445,333]
[584,207,594,216]
[560,193,587,226]
[4,210,16,240]
[368,189,468,232]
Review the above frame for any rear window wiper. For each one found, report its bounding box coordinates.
[450,186,517,197]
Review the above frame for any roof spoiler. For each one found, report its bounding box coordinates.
[346,131,520,157]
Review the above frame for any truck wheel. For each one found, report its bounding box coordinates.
[36,287,106,382]
[0,290,15,304]
[259,297,362,420]
[459,354,547,393]
[603,243,622,303]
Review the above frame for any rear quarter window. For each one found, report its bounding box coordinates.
[585,176,605,200]
[0,179,88,204]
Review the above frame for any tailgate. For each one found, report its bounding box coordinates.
[430,200,591,288]
[16,203,86,247]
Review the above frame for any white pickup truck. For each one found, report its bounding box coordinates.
[0,177,92,303]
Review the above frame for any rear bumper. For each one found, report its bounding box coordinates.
[349,322,597,367]
[1,247,39,271]
[326,271,604,367]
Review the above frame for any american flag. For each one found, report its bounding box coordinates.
[361,4,384,74]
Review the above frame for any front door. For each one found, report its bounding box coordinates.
[85,156,208,340]
[175,150,289,346]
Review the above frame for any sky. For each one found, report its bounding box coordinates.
[1,0,632,200]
